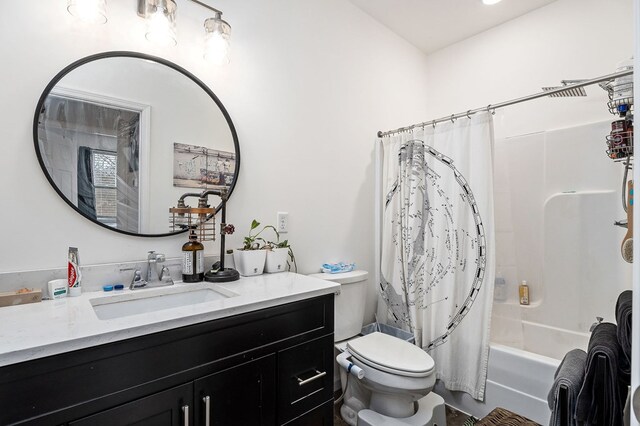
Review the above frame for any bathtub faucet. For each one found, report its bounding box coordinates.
[589,316,603,332]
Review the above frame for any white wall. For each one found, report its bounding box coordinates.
[423,0,633,139]
[422,0,634,311]
[0,0,430,322]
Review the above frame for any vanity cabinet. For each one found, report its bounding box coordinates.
[0,294,334,426]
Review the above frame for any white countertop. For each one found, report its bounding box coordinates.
[0,272,339,367]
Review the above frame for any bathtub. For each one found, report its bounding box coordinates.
[434,342,560,424]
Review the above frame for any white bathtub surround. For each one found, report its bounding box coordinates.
[0,272,339,367]
[491,303,591,360]
[437,343,559,424]
[378,112,496,400]
[492,121,632,359]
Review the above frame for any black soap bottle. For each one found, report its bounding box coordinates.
[182,228,204,282]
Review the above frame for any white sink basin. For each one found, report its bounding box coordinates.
[91,284,237,320]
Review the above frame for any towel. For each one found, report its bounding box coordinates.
[575,322,627,426]
[547,349,587,426]
[616,290,632,384]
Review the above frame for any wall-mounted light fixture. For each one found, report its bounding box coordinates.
[67,0,108,24]
[138,0,232,63]
[66,0,232,64]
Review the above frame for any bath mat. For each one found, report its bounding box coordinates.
[476,407,539,426]
[462,417,478,426]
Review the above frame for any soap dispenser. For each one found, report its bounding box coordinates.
[182,228,204,282]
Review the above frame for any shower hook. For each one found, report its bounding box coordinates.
[432,120,436,128]
[450,114,456,123]
[487,104,496,115]
[466,110,472,119]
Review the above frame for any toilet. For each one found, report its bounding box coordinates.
[308,270,447,426]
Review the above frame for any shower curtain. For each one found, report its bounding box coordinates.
[378,112,495,400]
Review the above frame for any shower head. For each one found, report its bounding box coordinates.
[542,80,588,97]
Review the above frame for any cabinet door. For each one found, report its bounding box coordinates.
[69,383,193,426]
[195,354,276,426]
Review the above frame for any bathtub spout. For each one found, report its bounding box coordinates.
[589,317,604,332]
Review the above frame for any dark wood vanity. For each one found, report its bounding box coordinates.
[0,294,334,426]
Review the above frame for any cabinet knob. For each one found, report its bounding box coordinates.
[297,370,327,386]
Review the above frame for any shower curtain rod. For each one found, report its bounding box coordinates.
[377,69,634,138]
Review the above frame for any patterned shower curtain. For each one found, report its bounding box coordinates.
[378,112,496,400]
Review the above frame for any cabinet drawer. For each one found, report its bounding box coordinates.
[277,334,334,424]
[282,400,334,426]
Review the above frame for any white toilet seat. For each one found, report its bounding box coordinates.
[347,332,435,377]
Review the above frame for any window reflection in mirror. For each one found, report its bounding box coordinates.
[39,95,142,233]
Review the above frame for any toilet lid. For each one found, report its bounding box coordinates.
[347,332,435,378]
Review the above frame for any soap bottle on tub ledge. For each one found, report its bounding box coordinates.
[519,280,530,305]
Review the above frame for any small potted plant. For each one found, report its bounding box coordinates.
[265,230,297,273]
[233,220,271,276]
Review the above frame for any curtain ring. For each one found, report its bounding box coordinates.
[487,104,495,115]
[450,114,455,123]
[466,110,472,119]
[432,120,436,128]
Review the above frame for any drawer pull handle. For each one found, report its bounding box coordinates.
[182,404,189,426]
[297,370,326,386]
[203,395,211,426]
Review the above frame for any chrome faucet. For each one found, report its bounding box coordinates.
[130,251,174,290]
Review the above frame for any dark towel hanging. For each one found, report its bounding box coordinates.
[615,290,632,385]
[575,322,628,426]
[547,348,587,426]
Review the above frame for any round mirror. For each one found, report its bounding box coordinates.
[34,51,240,237]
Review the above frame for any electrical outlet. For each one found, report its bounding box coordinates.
[277,212,289,233]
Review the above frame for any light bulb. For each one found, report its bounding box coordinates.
[67,0,107,24]
[144,1,177,47]
[204,15,231,65]
[204,32,230,65]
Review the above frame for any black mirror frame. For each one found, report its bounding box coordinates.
[33,51,240,238]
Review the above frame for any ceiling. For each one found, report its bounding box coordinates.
[348,0,559,54]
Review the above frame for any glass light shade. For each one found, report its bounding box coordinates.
[67,0,107,24]
[204,15,231,65]
[144,0,177,47]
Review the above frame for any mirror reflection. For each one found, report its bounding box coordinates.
[35,53,239,236]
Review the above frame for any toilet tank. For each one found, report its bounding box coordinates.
[308,270,368,342]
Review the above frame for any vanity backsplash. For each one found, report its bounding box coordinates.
[0,255,219,296]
